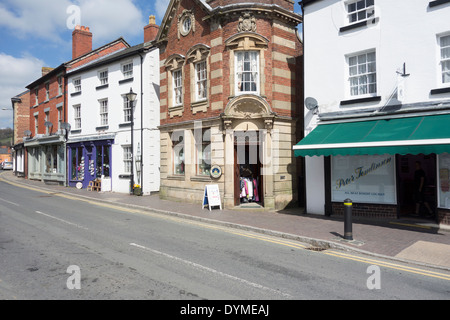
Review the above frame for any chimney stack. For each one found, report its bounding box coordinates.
[144,15,159,43]
[72,25,93,59]
[41,67,54,76]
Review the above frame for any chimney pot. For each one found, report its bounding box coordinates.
[144,14,159,43]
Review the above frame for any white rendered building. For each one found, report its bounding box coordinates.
[66,42,160,195]
[295,0,450,225]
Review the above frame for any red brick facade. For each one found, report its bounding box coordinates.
[159,0,302,125]
[12,90,30,145]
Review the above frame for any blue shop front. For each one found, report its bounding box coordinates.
[67,135,114,190]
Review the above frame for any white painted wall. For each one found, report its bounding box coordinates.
[67,47,160,194]
[302,0,450,214]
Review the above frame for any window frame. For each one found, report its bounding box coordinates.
[195,128,211,176]
[122,62,133,80]
[99,69,109,86]
[347,50,377,98]
[123,145,132,174]
[45,82,50,101]
[73,77,81,93]
[195,61,208,102]
[172,130,185,175]
[172,69,183,106]
[439,34,450,85]
[123,96,132,123]
[346,0,375,24]
[99,98,109,126]
[235,51,260,95]
[73,104,81,129]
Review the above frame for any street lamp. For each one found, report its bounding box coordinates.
[125,88,137,195]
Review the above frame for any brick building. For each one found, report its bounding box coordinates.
[24,26,129,184]
[11,90,30,176]
[156,0,303,209]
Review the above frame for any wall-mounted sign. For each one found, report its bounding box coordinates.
[331,154,396,204]
[210,165,222,179]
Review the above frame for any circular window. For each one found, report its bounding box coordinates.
[183,17,191,33]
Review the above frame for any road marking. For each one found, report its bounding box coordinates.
[3,174,449,281]
[0,197,20,206]
[129,242,292,298]
[322,250,450,281]
[35,211,89,230]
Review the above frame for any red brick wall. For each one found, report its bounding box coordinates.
[331,202,398,219]
[159,0,302,126]
[72,26,92,60]
[13,91,30,144]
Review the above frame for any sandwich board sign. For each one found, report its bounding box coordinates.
[202,184,222,210]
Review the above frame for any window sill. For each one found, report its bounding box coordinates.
[96,125,109,131]
[119,77,134,85]
[167,174,185,181]
[96,84,109,90]
[429,0,450,8]
[340,96,381,106]
[339,17,379,33]
[190,175,212,182]
[430,87,450,95]
[118,174,131,179]
[118,122,131,128]
[71,129,82,134]
[71,91,81,97]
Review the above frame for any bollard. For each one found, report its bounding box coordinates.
[344,199,353,240]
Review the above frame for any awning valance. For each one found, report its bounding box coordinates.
[294,114,450,157]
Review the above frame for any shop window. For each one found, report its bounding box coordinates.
[172,130,185,175]
[195,128,211,176]
[96,145,110,178]
[71,147,84,181]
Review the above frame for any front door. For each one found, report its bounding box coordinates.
[397,154,436,219]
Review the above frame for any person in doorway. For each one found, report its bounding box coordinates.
[414,161,433,217]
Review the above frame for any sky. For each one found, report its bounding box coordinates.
[0,0,302,129]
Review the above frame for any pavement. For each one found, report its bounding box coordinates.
[1,170,450,271]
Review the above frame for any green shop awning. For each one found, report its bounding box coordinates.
[294,114,450,157]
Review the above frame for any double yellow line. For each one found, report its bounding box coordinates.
[2,173,450,281]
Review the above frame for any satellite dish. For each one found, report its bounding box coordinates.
[24,130,32,137]
[60,122,71,131]
[44,121,53,127]
[305,97,318,111]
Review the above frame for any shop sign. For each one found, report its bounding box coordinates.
[331,154,396,204]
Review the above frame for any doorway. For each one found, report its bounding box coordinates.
[397,154,436,219]
[234,131,263,207]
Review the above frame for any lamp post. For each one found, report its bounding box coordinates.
[126,88,137,195]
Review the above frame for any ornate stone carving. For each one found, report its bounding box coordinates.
[178,9,195,39]
[237,12,256,33]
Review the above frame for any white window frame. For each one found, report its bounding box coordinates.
[347,50,377,98]
[235,51,260,95]
[45,82,50,101]
[34,88,39,106]
[57,76,63,96]
[173,69,183,106]
[195,61,207,101]
[122,62,133,79]
[73,77,81,93]
[34,115,39,135]
[99,69,108,85]
[346,0,375,24]
[99,99,108,126]
[123,145,132,173]
[123,96,132,123]
[439,34,450,85]
[73,104,81,129]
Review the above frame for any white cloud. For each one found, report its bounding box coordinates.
[0,0,146,45]
[0,53,44,128]
[0,0,72,43]
[155,0,170,21]
[76,0,145,44]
